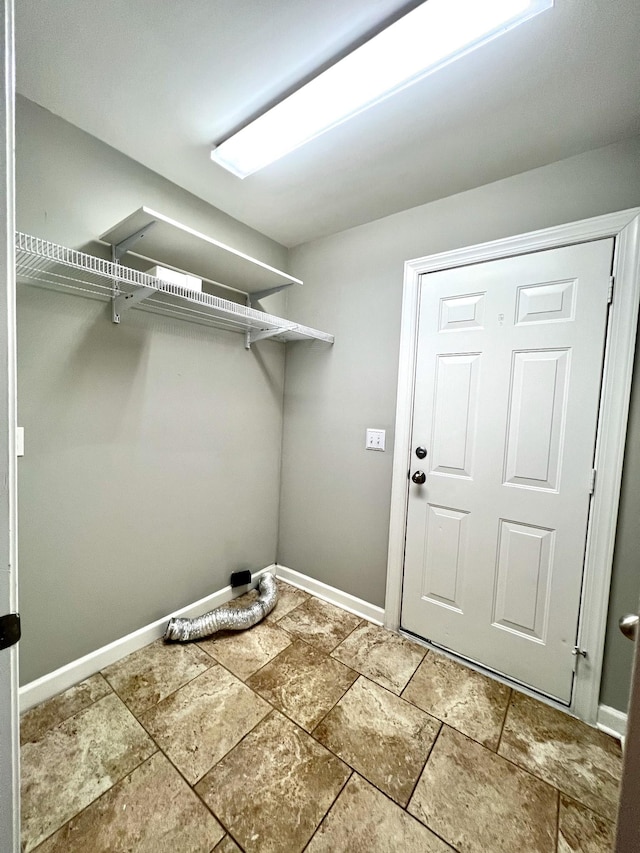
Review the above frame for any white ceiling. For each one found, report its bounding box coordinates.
[15,0,640,247]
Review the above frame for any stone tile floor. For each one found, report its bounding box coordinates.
[20,579,622,853]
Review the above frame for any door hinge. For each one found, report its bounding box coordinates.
[589,468,597,495]
[608,276,614,304]
[0,613,20,650]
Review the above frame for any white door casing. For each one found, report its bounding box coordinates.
[0,0,20,850]
[386,208,640,724]
[401,241,613,703]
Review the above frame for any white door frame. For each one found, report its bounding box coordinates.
[0,0,20,849]
[385,208,640,724]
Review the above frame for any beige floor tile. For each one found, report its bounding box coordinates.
[196,710,350,853]
[402,651,511,749]
[306,773,454,853]
[140,663,270,784]
[314,676,441,805]
[408,725,558,853]
[20,673,111,745]
[558,795,616,853]
[247,639,357,731]
[498,691,622,818]
[278,596,361,653]
[33,751,224,853]
[102,637,213,716]
[213,836,244,853]
[21,693,156,853]
[266,579,310,621]
[331,622,426,694]
[197,619,292,680]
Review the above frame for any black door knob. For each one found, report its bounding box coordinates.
[415,447,427,459]
[412,470,426,484]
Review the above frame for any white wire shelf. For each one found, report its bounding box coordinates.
[15,232,334,347]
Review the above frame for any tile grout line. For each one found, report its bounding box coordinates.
[26,749,161,853]
[25,689,162,848]
[136,695,263,852]
[399,647,430,701]
[135,680,275,787]
[202,583,356,684]
[306,694,444,815]
[453,720,610,820]
[304,691,460,851]
[300,771,354,853]
[102,643,218,721]
[187,705,350,853]
[490,705,618,821]
[554,786,561,853]
[163,748,245,852]
[19,673,115,747]
[280,607,370,660]
[198,627,294,684]
[304,664,360,733]
[267,582,312,624]
[403,721,444,811]
[495,687,513,754]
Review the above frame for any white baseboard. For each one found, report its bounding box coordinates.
[20,563,382,714]
[597,704,627,742]
[275,564,385,626]
[19,565,276,714]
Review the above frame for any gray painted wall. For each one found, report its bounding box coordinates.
[16,97,288,684]
[15,93,640,712]
[279,136,640,713]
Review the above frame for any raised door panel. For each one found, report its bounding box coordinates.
[503,349,570,492]
[430,354,480,479]
[420,504,468,613]
[492,520,555,642]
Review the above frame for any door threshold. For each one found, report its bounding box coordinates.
[399,627,589,724]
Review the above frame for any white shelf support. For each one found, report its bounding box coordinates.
[249,283,293,306]
[247,325,297,348]
[112,285,157,324]
[112,220,157,262]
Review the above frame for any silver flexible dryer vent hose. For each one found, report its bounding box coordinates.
[164,573,278,642]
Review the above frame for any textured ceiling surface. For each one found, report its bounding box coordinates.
[15,0,640,246]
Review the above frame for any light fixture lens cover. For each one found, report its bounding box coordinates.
[211,0,553,178]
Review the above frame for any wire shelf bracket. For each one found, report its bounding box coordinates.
[249,283,293,306]
[111,220,158,262]
[112,285,157,324]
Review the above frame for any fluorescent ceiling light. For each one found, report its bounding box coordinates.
[211,0,553,179]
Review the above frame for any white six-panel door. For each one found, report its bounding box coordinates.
[401,239,614,703]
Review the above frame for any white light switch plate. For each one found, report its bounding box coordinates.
[366,428,385,451]
[16,426,24,457]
